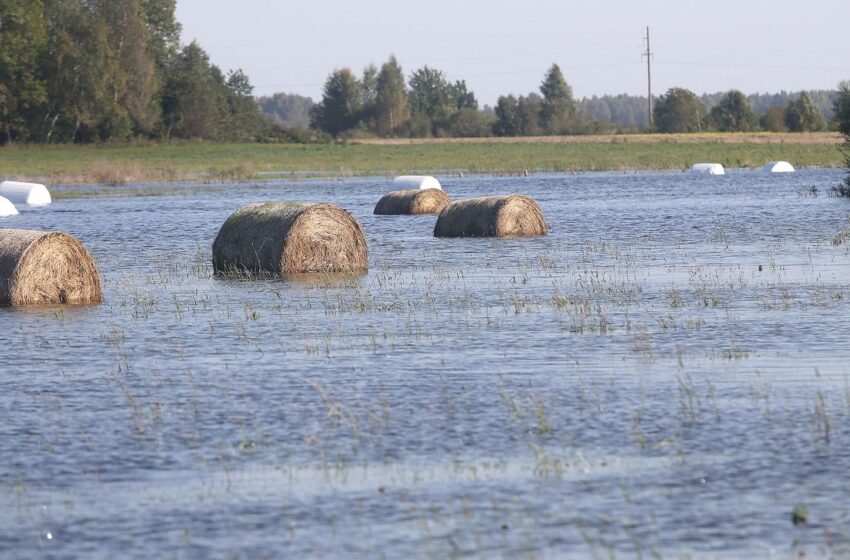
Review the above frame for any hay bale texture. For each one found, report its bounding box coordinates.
[0,229,102,306]
[212,202,368,276]
[374,189,451,215]
[434,194,547,238]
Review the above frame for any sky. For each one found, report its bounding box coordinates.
[175,0,850,105]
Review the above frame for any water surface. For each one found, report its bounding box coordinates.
[1,170,849,558]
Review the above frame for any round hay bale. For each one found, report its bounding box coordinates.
[0,181,52,205]
[374,189,451,215]
[0,229,102,306]
[434,194,547,238]
[212,202,368,276]
[763,161,795,173]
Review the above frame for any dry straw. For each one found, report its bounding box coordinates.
[212,202,368,276]
[434,194,547,238]
[374,189,451,215]
[0,229,102,306]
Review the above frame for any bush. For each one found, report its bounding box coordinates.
[255,123,331,144]
[401,114,433,138]
[835,81,850,195]
[445,109,494,138]
[760,107,787,132]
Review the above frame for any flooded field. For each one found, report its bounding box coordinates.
[2,170,849,558]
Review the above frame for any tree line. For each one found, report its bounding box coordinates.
[291,55,843,138]
[1,3,845,146]
[0,0,268,145]
[300,58,583,139]
[649,88,832,134]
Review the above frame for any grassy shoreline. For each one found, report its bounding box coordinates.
[0,134,844,185]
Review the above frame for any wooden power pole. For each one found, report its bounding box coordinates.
[643,26,653,126]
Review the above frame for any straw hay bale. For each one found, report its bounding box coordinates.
[0,229,102,306]
[212,202,368,276]
[374,189,451,215]
[0,181,52,205]
[434,194,547,238]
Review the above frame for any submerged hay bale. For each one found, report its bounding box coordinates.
[434,194,547,238]
[763,161,795,173]
[393,175,442,191]
[212,202,368,276]
[374,189,451,215]
[0,229,102,306]
[690,163,725,175]
[0,196,18,218]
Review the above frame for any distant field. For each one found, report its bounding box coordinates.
[0,134,844,185]
[356,132,844,145]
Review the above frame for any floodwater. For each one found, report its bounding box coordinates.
[1,170,849,559]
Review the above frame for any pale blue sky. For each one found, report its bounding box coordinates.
[176,0,849,104]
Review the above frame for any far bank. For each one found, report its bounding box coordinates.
[0,134,843,185]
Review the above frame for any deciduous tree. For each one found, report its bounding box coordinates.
[0,0,48,143]
[408,66,450,124]
[784,92,826,132]
[653,87,707,133]
[374,56,409,136]
[493,95,520,136]
[709,90,756,132]
[162,42,227,139]
[760,107,787,132]
[258,93,314,128]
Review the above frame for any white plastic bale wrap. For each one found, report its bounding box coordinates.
[690,163,726,175]
[392,176,443,191]
[763,161,795,173]
[0,196,18,218]
[0,181,52,205]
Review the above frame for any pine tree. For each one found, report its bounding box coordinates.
[539,64,577,135]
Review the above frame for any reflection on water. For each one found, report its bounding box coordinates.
[1,170,849,558]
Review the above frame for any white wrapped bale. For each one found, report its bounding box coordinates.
[392,175,443,191]
[763,161,795,173]
[0,181,52,205]
[690,163,726,175]
[0,196,18,217]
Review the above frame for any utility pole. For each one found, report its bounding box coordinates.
[643,26,653,126]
